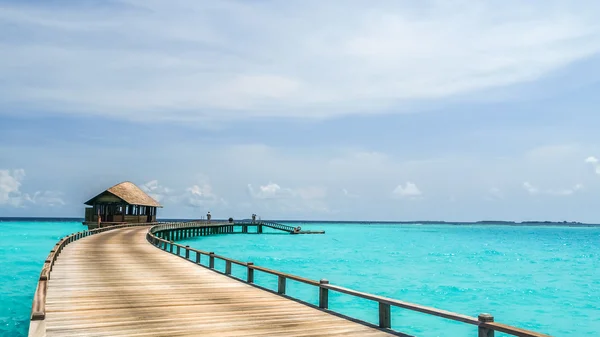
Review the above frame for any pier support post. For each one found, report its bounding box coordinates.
[247,262,254,283]
[379,303,391,329]
[478,313,494,337]
[278,276,286,294]
[319,279,329,309]
[209,252,215,269]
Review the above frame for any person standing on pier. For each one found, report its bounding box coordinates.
[207,211,211,224]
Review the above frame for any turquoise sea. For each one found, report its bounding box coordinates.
[0,220,82,337]
[2,220,599,336]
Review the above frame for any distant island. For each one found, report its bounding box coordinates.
[275,220,597,227]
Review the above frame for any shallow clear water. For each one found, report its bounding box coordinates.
[2,221,599,336]
[179,223,600,336]
[0,220,82,337]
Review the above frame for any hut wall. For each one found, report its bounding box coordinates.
[84,208,94,222]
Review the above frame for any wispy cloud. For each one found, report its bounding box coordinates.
[247,182,331,214]
[342,188,360,198]
[1,1,600,123]
[0,169,65,207]
[523,181,583,196]
[140,180,172,202]
[141,178,226,209]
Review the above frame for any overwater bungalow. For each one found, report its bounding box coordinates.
[83,181,162,229]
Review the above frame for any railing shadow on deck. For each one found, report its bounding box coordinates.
[148,222,554,337]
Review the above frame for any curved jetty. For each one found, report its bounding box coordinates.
[29,221,552,337]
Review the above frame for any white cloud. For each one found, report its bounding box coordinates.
[140,179,172,202]
[247,182,326,200]
[0,169,65,207]
[247,182,331,215]
[248,183,290,199]
[392,182,423,199]
[523,181,583,196]
[139,178,226,211]
[0,169,26,206]
[585,156,600,175]
[27,191,66,207]
[1,1,600,122]
[185,182,225,208]
[523,182,539,195]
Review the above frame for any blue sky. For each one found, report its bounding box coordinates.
[2,0,600,222]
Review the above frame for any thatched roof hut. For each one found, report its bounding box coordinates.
[85,181,161,207]
[83,181,162,228]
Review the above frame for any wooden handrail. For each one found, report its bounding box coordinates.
[249,264,321,286]
[212,253,249,266]
[148,222,554,337]
[29,222,157,322]
[321,284,480,325]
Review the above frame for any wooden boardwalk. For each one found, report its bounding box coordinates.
[42,226,393,337]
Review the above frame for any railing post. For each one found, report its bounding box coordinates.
[278,275,286,295]
[209,252,215,269]
[379,303,391,329]
[319,279,329,309]
[225,261,232,275]
[478,313,495,337]
[247,262,254,283]
[196,251,201,264]
[176,245,181,256]
[169,242,174,253]
[185,246,190,259]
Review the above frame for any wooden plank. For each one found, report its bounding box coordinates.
[42,227,394,337]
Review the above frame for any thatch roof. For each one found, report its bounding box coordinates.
[84,181,162,207]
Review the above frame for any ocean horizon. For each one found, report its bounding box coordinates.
[1,217,598,226]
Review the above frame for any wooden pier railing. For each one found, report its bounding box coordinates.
[28,223,157,323]
[255,220,296,232]
[157,219,324,235]
[148,222,553,337]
